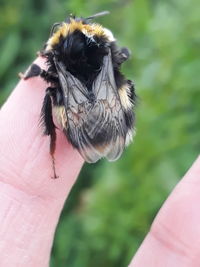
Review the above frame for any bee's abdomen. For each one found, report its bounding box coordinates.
[63,100,132,163]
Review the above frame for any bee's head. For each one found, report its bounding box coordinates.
[46,15,114,86]
[62,27,109,70]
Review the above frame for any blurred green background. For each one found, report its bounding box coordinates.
[0,0,200,266]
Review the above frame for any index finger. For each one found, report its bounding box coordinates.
[0,57,84,198]
[129,156,200,267]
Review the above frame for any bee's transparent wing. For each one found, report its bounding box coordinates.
[54,60,88,107]
[91,50,128,161]
[54,60,106,162]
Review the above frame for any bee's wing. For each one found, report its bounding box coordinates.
[54,60,88,107]
[54,52,129,163]
[91,50,128,161]
[54,60,106,162]
[92,50,118,100]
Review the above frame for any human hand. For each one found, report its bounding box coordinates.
[0,57,83,267]
[129,156,200,267]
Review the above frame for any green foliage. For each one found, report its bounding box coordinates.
[1,0,200,266]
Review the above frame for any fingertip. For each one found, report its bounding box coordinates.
[0,57,84,196]
[182,155,200,183]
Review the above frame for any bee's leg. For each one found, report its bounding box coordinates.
[19,64,41,79]
[121,47,130,59]
[118,47,130,64]
[19,64,58,83]
[41,87,58,179]
[40,69,58,83]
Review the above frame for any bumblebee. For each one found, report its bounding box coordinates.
[20,11,136,178]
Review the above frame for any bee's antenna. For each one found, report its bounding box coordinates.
[86,11,110,20]
[50,22,61,37]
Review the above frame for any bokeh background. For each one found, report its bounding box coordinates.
[1,0,200,266]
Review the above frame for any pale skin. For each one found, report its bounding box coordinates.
[0,57,199,266]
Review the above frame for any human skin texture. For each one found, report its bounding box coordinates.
[0,57,84,267]
[0,57,199,267]
[129,156,200,267]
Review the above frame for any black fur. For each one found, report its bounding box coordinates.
[40,89,56,137]
[47,30,109,90]
[40,89,58,178]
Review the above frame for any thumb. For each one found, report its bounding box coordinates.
[129,156,200,267]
